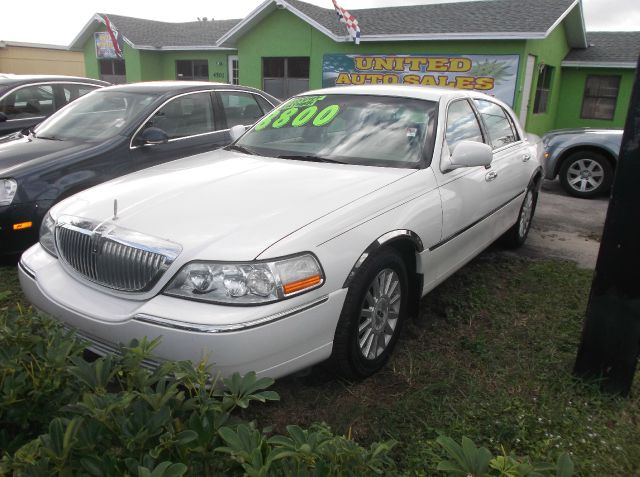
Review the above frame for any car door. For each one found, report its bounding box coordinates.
[129,91,229,171]
[472,99,531,237]
[0,83,57,135]
[215,90,276,130]
[430,98,498,278]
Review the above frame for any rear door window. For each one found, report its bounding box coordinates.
[0,84,55,119]
[218,91,267,128]
[473,99,519,149]
[60,84,100,104]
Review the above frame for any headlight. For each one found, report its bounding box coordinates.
[164,253,324,305]
[0,179,17,206]
[39,212,57,257]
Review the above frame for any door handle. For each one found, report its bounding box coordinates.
[485,170,498,182]
[523,153,531,162]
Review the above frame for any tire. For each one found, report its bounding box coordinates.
[559,151,613,199]
[330,248,408,379]
[501,185,538,249]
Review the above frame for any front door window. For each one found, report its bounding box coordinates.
[144,92,215,140]
[0,85,55,120]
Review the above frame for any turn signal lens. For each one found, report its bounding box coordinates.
[13,221,33,230]
[283,275,322,295]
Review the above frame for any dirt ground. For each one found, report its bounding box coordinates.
[509,179,609,269]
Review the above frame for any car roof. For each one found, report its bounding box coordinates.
[0,74,110,87]
[100,81,273,97]
[299,84,501,104]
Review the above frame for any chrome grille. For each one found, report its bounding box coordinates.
[55,216,181,292]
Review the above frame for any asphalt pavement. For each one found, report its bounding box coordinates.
[512,179,609,269]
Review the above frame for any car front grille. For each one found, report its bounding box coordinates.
[55,216,181,293]
[66,325,161,369]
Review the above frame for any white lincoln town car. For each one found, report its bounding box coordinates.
[19,85,542,379]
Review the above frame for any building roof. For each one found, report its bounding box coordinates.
[69,14,240,51]
[104,14,240,48]
[219,0,587,46]
[69,0,596,53]
[563,31,640,68]
[287,0,572,37]
[0,41,72,50]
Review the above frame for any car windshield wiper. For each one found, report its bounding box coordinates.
[35,134,64,141]
[225,144,256,155]
[276,154,344,164]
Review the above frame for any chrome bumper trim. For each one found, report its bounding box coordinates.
[18,259,36,279]
[133,295,330,333]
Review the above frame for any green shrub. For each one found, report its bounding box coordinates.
[0,306,86,453]
[435,435,574,477]
[0,307,396,476]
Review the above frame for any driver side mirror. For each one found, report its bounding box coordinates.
[444,140,493,170]
[137,127,169,146]
[229,124,246,142]
[0,112,7,122]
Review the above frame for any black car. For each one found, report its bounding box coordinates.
[0,81,279,254]
[0,75,110,136]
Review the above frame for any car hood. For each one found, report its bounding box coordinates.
[54,150,416,261]
[543,128,623,138]
[0,134,96,175]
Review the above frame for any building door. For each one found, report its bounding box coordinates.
[262,57,309,100]
[228,55,239,85]
[519,55,536,129]
[99,59,126,84]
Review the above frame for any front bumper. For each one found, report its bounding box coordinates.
[19,244,347,379]
[0,201,52,255]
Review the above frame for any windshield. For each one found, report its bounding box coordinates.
[34,90,158,142]
[236,94,437,168]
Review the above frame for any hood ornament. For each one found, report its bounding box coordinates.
[113,199,118,221]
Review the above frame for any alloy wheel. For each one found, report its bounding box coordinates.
[518,190,534,238]
[567,158,605,193]
[357,268,401,360]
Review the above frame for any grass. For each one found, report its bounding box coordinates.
[1,252,639,476]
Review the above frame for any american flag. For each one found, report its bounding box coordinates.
[332,0,361,45]
[100,15,125,58]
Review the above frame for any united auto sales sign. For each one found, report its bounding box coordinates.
[322,54,520,106]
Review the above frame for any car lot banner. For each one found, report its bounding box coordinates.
[95,32,120,59]
[322,54,520,106]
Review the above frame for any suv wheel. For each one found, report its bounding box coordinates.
[559,151,613,198]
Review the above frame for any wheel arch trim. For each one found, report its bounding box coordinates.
[529,166,543,191]
[342,229,424,288]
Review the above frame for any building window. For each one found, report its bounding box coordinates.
[229,57,239,85]
[176,60,209,81]
[262,57,309,99]
[99,59,126,84]
[581,75,621,120]
[533,64,553,114]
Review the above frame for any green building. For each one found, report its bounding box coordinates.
[70,0,640,135]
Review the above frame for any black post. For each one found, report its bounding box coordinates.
[573,57,640,396]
